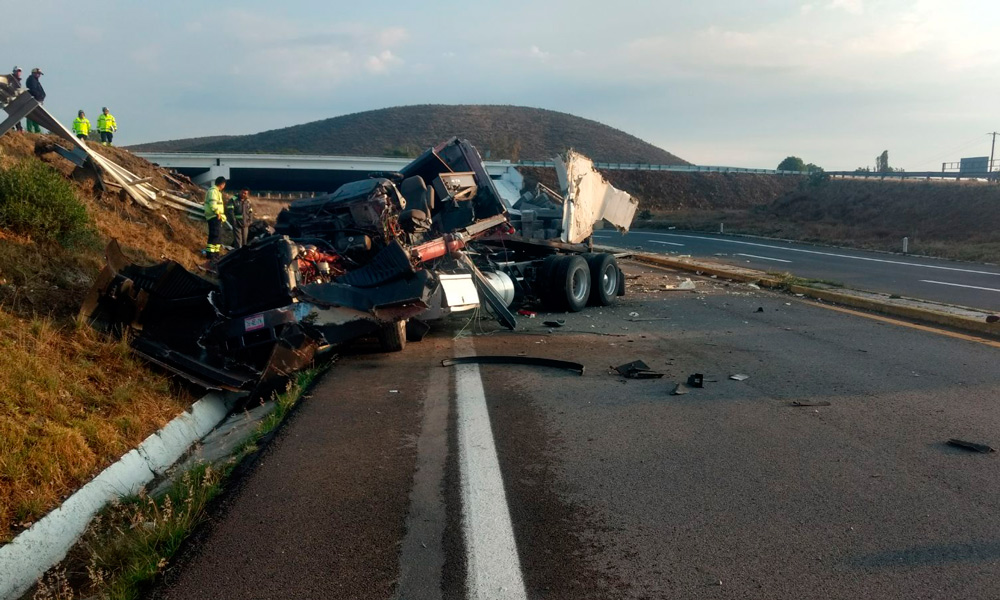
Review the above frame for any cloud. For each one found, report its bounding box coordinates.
[529,45,549,60]
[828,0,864,14]
[366,50,402,74]
[189,11,410,90]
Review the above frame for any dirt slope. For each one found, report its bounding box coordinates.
[520,167,803,211]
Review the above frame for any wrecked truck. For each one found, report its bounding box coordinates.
[80,138,636,392]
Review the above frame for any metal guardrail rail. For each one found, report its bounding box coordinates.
[133,151,807,176]
[515,160,805,175]
[827,171,998,180]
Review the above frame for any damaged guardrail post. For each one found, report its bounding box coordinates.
[903,236,909,254]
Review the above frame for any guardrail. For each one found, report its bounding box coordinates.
[515,160,805,175]
[827,171,998,181]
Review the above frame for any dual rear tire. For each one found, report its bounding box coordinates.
[539,253,620,312]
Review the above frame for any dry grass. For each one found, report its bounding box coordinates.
[0,133,210,542]
[31,369,322,600]
[0,312,192,541]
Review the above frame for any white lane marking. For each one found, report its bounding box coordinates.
[920,280,1000,293]
[736,253,791,263]
[638,233,1000,277]
[454,338,528,600]
[648,240,685,247]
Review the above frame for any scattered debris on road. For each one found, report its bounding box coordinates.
[670,383,689,395]
[543,320,566,328]
[790,400,831,407]
[729,374,750,381]
[442,355,585,375]
[614,360,665,379]
[947,439,996,453]
[687,373,704,388]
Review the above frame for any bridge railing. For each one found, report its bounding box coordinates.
[513,160,804,175]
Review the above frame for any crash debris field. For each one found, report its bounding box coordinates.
[0,94,639,550]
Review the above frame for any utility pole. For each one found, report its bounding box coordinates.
[990,132,999,173]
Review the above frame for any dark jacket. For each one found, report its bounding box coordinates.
[26,75,44,101]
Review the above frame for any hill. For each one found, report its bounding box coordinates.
[129,105,688,165]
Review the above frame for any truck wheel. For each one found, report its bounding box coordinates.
[585,253,619,306]
[377,320,407,352]
[550,255,591,312]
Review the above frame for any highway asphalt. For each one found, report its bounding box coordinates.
[152,262,1000,599]
[595,229,1000,312]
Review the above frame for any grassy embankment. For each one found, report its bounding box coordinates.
[643,177,1000,263]
[34,369,322,600]
[0,133,207,544]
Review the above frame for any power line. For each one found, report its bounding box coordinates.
[911,134,991,170]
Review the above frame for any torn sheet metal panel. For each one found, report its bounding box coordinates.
[555,150,638,244]
[438,273,479,311]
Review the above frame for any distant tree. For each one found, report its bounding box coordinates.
[807,169,830,187]
[638,208,653,221]
[804,163,823,173]
[777,156,807,172]
[876,150,890,173]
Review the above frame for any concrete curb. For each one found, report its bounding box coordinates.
[0,392,238,600]
[614,249,1000,338]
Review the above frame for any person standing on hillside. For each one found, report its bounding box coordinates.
[97,107,117,146]
[72,110,90,141]
[8,67,22,132]
[203,176,227,263]
[24,68,44,134]
[225,189,254,249]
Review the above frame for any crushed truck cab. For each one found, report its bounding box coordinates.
[80,138,636,392]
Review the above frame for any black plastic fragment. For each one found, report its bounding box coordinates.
[614,360,664,379]
[442,355,584,375]
[947,438,996,453]
[543,320,565,328]
[687,373,704,388]
[790,400,832,407]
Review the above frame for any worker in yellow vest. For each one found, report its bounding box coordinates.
[97,107,117,146]
[203,176,228,263]
[72,110,90,141]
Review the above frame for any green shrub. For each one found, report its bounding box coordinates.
[0,159,93,246]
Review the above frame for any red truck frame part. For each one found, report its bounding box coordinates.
[79,138,638,393]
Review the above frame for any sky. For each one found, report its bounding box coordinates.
[8,0,1000,170]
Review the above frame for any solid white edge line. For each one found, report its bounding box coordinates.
[648,240,685,247]
[920,280,1000,293]
[645,233,1000,276]
[736,253,792,263]
[453,338,528,600]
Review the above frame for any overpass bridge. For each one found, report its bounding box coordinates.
[132,151,806,197]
